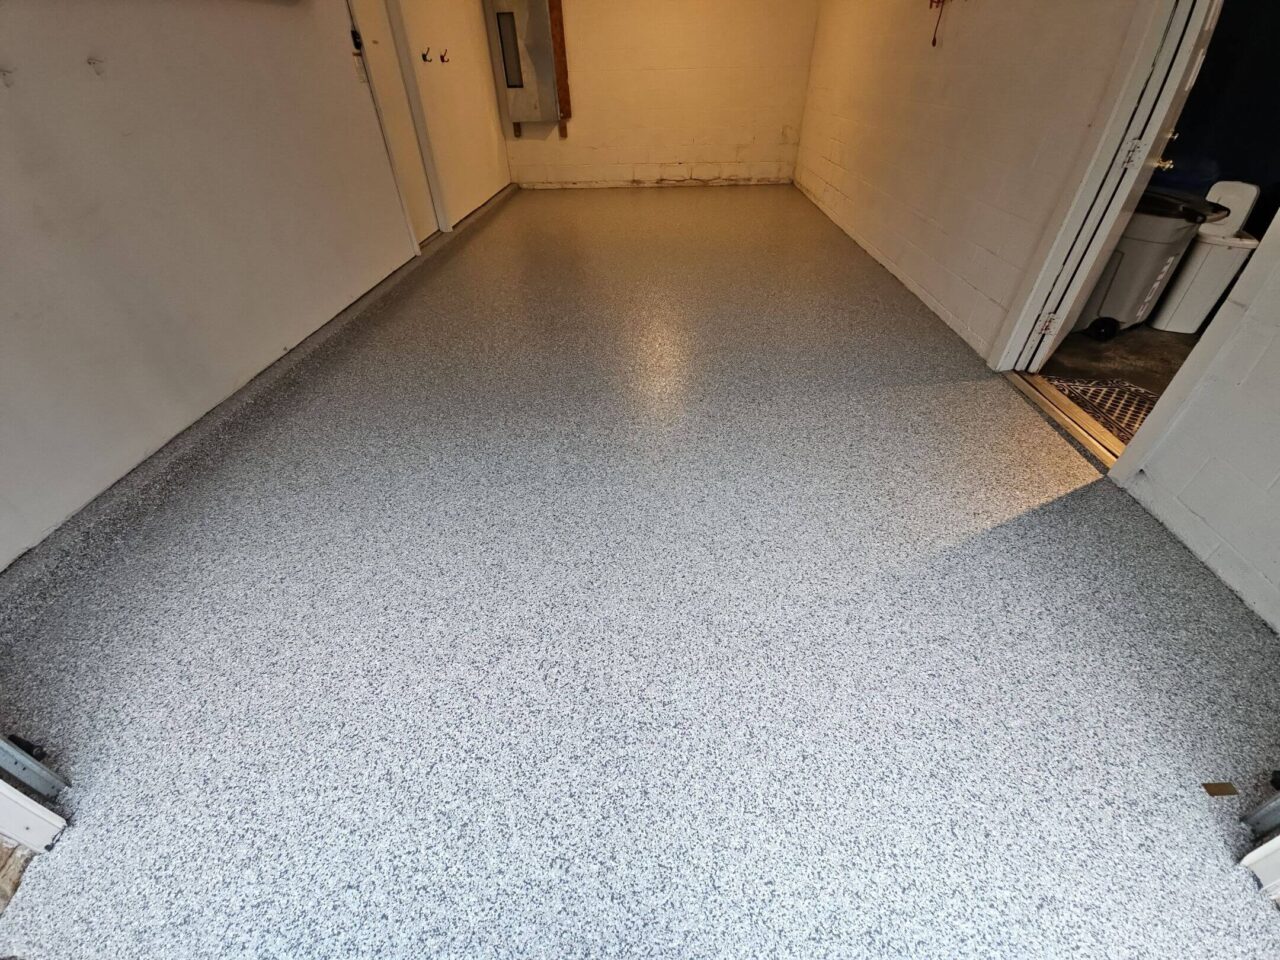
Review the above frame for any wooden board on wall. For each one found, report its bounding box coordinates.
[548,0,571,137]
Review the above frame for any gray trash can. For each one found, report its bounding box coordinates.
[1074,189,1229,340]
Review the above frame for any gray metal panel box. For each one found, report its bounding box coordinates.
[486,0,560,124]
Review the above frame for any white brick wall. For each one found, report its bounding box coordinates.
[506,0,819,188]
[794,0,1143,356]
[1123,238,1280,628]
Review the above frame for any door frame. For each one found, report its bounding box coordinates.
[346,0,429,252]
[377,0,457,232]
[985,0,1243,480]
[989,0,1223,373]
[1111,218,1280,482]
[347,0,442,246]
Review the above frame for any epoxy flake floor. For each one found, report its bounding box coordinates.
[3,186,1280,958]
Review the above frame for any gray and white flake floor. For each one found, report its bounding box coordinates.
[2,186,1279,958]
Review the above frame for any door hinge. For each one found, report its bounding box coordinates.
[1121,138,1148,169]
[350,28,369,83]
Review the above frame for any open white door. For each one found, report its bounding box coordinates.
[349,0,440,244]
[1003,0,1223,372]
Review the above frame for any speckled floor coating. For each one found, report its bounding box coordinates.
[2,186,1279,958]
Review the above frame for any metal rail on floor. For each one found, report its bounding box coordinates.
[0,739,68,801]
[1005,373,1124,467]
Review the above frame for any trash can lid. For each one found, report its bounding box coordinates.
[1137,188,1230,224]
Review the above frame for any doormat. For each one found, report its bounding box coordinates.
[1042,377,1159,445]
[0,840,31,915]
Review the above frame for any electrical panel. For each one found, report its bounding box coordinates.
[485,0,560,124]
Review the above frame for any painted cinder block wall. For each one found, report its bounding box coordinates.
[1121,233,1280,628]
[795,0,1145,357]
[0,0,417,571]
[790,0,1279,630]
[506,0,820,188]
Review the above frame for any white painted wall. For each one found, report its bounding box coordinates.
[0,0,417,570]
[1120,229,1280,629]
[505,0,820,188]
[795,0,1145,357]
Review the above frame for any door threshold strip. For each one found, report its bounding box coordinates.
[1005,373,1124,467]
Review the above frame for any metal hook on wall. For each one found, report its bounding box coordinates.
[421,47,432,62]
[439,49,449,63]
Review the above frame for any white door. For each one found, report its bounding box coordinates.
[395,0,511,227]
[350,0,439,243]
[1010,0,1223,370]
